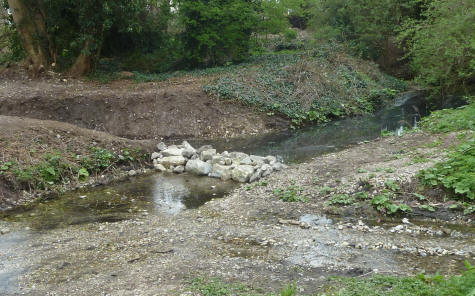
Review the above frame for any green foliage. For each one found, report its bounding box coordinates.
[421,100,475,133]
[355,191,369,200]
[398,0,475,94]
[371,191,412,215]
[323,264,475,296]
[9,153,78,190]
[308,0,424,60]
[273,184,307,202]
[0,13,25,66]
[418,139,475,200]
[177,0,258,68]
[419,204,436,212]
[81,147,118,173]
[326,194,355,206]
[189,277,255,296]
[384,180,400,192]
[204,47,406,125]
[279,282,297,296]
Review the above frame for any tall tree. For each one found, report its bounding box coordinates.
[6,0,147,76]
[7,0,51,74]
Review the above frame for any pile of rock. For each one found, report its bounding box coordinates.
[151,141,287,183]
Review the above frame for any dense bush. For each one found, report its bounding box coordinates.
[176,0,258,68]
[398,0,475,94]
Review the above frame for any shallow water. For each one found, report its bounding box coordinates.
[0,91,470,294]
[1,91,433,229]
[4,173,235,230]
[195,91,430,163]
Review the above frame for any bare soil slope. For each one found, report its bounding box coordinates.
[0,75,288,140]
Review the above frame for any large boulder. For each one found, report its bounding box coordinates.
[201,149,217,161]
[157,156,187,168]
[261,164,274,177]
[232,165,255,183]
[173,165,185,174]
[239,157,252,165]
[181,141,197,158]
[153,160,166,172]
[272,162,287,171]
[162,145,185,157]
[197,145,213,154]
[265,156,277,164]
[209,164,232,180]
[249,169,262,183]
[211,155,225,165]
[185,159,212,175]
[250,155,265,166]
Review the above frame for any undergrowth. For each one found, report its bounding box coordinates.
[418,98,475,212]
[187,262,474,295]
[0,147,143,192]
[323,261,475,296]
[273,184,307,202]
[204,43,407,127]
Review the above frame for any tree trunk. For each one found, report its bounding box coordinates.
[68,39,95,77]
[7,0,51,76]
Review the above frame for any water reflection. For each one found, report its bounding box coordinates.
[4,174,236,229]
[151,175,191,214]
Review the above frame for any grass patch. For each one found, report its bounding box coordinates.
[421,98,475,133]
[0,147,144,192]
[322,263,475,296]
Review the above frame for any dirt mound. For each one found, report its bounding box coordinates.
[0,77,288,140]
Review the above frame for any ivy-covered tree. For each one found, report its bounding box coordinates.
[6,0,152,76]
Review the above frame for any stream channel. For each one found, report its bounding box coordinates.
[0,91,472,294]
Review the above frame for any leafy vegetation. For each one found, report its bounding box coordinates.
[326,194,355,206]
[273,184,307,202]
[418,100,475,206]
[186,263,475,296]
[204,46,406,126]
[371,191,412,215]
[323,262,475,296]
[418,141,475,200]
[398,0,475,94]
[0,147,143,192]
[420,101,475,133]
